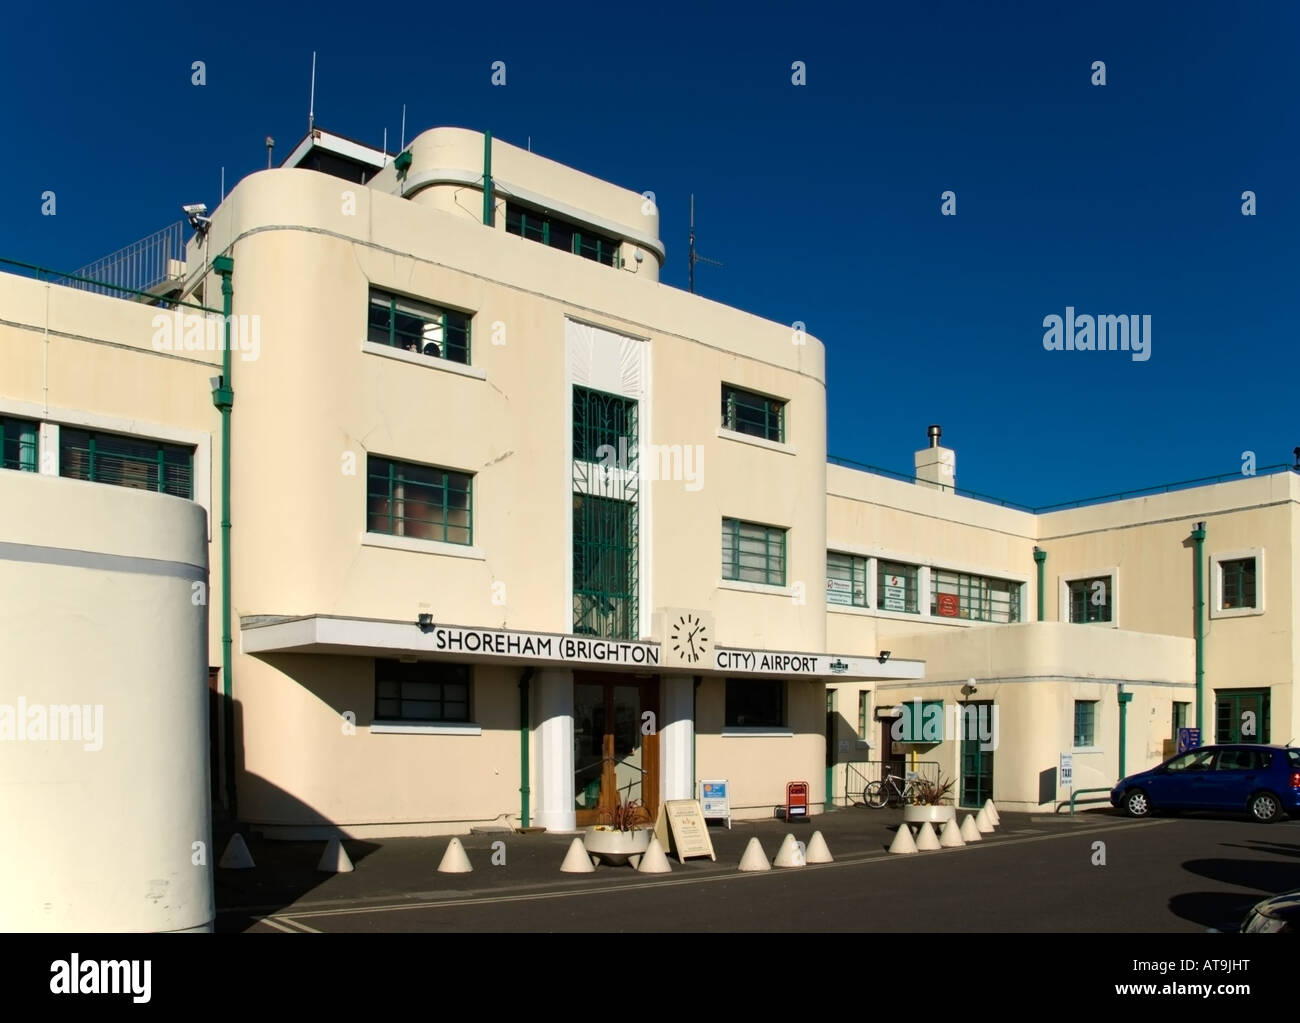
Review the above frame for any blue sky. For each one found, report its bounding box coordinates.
[3,1,1296,507]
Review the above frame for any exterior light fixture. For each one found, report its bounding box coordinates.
[877,650,891,664]
[417,613,434,632]
[394,150,413,176]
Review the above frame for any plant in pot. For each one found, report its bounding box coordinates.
[583,782,653,867]
[902,774,958,827]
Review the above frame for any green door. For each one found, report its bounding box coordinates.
[960,701,994,808]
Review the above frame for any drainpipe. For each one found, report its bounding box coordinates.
[1117,684,1133,779]
[1191,521,1206,730]
[518,667,533,828]
[692,676,701,799]
[210,254,236,819]
[482,131,493,226]
[1033,546,1046,621]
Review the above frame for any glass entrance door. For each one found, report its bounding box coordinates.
[960,701,994,808]
[574,674,658,826]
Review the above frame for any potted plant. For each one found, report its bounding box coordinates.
[583,783,653,867]
[902,774,958,827]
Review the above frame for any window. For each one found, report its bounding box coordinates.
[898,699,945,742]
[725,679,785,728]
[1164,749,1217,773]
[1171,701,1189,740]
[721,518,786,586]
[1220,557,1256,610]
[367,456,472,545]
[374,659,470,723]
[1073,700,1097,747]
[876,560,919,614]
[1215,748,1272,772]
[0,416,38,472]
[572,494,636,639]
[59,428,193,499]
[572,386,637,464]
[1215,688,1270,744]
[931,570,1020,623]
[721,385,785,443]
[858,691,869,740]
[1068,576,1112,623]
[827,552,868,607]
[505,202,622,267]
[367,289,470,364]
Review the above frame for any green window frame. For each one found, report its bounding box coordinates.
[572,493,637,640]
[0,416,39,472]
[59,428,193,498]
[725,678,785,729]
[826,551,868,607]
[1073,700,1097,747]
[1220,557,1257,610]
[366,456,472,545]
[1068,576,1112,623]
[1214,688,1270,744]
[931,570,1021,623]
[1171,701,1189,740]
[721,517,786,586]
[721,385,785,443]
[374,659,470,723]
[367,288,471,364]
[505,202,622,267]
[876,560,919,614]
[572,386,637,464]
[858,691,869,740]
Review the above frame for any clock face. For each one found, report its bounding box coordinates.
[669,613,709,664]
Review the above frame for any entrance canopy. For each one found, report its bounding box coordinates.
[240,615,926,681]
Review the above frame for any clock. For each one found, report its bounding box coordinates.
[669,612,710,664]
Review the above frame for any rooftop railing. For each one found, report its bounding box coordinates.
[64,221,187,299]
[0,255,216,313]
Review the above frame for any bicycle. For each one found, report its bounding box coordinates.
[863,771,920,808]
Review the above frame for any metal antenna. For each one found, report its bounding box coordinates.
[688,193,722,294]
[400,105,406,151]
[308,51,317,134]
[265,136,274,169]
[382,128,388,162]
[220,167,225,202]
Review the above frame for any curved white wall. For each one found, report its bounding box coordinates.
[0,472,212,932]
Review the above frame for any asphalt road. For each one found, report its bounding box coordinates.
[219,808,1300,933]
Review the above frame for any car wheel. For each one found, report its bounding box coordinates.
[1123,789,1151,818]
[1248,791,1282,823]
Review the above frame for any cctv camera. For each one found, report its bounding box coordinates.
[182,203,208,218]
[634,248,644,264]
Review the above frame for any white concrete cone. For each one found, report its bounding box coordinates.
[984,799,1000,825]
[218,833,255,869]
[805,830,833,864]
[560,837,596,873]
[738,837,771,871]
[636,836,672,874]
[914,821,942,851]
[975,806,995,833]
[437,836,473,873]
[888,824,919,855]
[773,833,806,868]
[960,814,983,842]
[317,837,354,873]
[939,818,966,847]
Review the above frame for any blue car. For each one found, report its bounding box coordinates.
[1110,744,1300,822]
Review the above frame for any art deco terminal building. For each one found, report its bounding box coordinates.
[2,125,1296,850]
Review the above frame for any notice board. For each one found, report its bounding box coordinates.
[654,799,717,864]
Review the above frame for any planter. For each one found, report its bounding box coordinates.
[902,804,956,827]
[583,826,652,867]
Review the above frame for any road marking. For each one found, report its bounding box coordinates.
[257,914,321,933]
[264,818,1171,926]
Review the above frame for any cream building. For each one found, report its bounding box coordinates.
[1,125,1295,846]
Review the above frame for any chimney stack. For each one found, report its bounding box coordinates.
[915,424,956,492]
